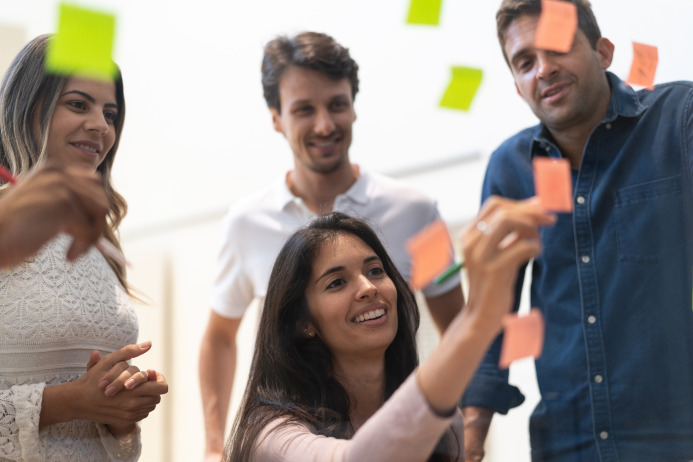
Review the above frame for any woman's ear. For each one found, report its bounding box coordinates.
[296,319,317,338]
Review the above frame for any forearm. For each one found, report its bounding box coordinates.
[199,334,237,453]
[39,382,79,429]
[417,307,501,414]
[424,284,465,335]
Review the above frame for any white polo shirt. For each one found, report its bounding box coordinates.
[209,168,460,319]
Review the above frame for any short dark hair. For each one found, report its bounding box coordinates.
[496,0,602,60]
[261,31,359,112]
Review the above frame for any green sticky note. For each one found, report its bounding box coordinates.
[45,3,117,80]
[406,0,443,26]
[439,66,483,111]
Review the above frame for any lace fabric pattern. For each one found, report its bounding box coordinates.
[0,235,140,461]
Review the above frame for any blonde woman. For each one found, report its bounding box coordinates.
[0,35,167,461]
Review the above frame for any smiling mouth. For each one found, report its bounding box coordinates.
[353,308,386,323]
[72,143,100,154]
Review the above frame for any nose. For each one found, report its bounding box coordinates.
[536,52,559,80]
[355,275,378,300]
[85,111,110,136]
[313,108,336,136]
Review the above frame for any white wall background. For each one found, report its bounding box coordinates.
[2,1,692,460]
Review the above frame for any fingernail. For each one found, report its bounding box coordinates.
[125,379,136,389]
[98,379,109,389]
[138,341,152,349]
[105,386,116,396]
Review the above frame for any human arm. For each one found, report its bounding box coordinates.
[416,197,553,418]
[0,162,109,268]
[424,284,465,334]
[200,310,242,461]
[38,342,168,431]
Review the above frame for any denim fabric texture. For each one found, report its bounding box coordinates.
[463,72,693,462]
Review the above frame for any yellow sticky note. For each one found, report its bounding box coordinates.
[406,0,443,26]
[45,3,117,80]
[439,66,483,111]
[406,220,453,290]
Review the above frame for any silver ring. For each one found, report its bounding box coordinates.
[476,220,489,234]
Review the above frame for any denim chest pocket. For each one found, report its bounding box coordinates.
[613,176,684,263]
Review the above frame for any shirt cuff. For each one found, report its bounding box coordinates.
[460,374,525,415]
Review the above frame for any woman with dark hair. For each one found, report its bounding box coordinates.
[227,199,555,461]
[0,35,168,461]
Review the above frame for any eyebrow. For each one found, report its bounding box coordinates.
[509,47,532,68]
[315,255,381,284]
[61,90,119,110]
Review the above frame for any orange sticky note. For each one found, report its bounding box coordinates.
[534,0,577,53]
[406,220,453,290]
[533,157,573,213]
[499,308,545,369]
[626,42,658,89]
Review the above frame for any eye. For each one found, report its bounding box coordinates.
[326,278,346,290]
[294,105,313,115]
[104,110,118,124]
[67,100,87,110]
[331,100,348,111]
[367,266,385,277]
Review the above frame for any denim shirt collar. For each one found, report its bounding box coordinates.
[531,71,648,153]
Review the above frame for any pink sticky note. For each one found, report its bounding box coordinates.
[626,42,658,89]
[534,0,578,53]
[406,220,453,290]
[533,157,573,213]
[499,308,545,369]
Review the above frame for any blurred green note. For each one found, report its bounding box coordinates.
[45,3,117,80]
[406,0,443,26]
[439,66,483,111]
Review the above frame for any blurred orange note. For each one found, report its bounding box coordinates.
[627,42,658,89]
[533,157,573,213]
[406,220,452,290]
[534,0,577,53]
[499,308,545,369]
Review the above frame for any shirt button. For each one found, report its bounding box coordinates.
[594,375,603,383]
[587,315,596,324]
[545,146,551,152]
[605,123,612,130]
[600,431,609,440]
[582,255,591,264]
[577,196,585,205]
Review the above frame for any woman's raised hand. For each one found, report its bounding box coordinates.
[461,196,556,327]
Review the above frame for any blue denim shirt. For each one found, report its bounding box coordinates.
[463,72,693,462]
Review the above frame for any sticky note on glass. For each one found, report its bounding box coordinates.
[45,3,117,80]
[534,0,577,53]
[406,220,453,290]
[440,66,483,111]
[626,42,658,89]
[406,0,443,26]
[499,308,545,369]
[533,157,573,213]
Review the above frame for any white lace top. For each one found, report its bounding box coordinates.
[0,235,140,461]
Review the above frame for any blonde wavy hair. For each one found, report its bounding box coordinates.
[0,34,130,294]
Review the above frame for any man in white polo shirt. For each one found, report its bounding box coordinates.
[198,31,464,461]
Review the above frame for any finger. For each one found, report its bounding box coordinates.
[147,369,157,381]
[124,370,151,391]
[86,350,101,371]
[100,341,152,369]
[105,365,144,396]
[98,361,130,390]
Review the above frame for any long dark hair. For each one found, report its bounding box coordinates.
[226,212,458,461]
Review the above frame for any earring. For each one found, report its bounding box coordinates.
[306,331,314,338]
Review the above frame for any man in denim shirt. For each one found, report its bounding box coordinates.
[462,1,693,461]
